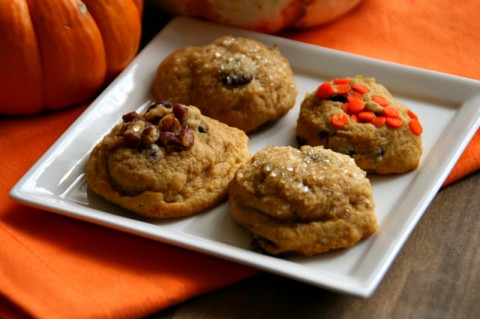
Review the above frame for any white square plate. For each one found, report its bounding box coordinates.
[10,17,480,297]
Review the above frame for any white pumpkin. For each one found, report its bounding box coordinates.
[154,0,363,33]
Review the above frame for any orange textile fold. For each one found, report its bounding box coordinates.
[1,0,479,318]
[0,106,256,319]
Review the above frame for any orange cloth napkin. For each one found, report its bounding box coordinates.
[1,0,479,318]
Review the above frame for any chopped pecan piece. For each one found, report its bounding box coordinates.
[172,103,188,121]
[179,125,194,149]
[158,113,180,132]
[142,125,159,146]
[122,121,145,147]
[113,101,195,153]
[122,111,142,123]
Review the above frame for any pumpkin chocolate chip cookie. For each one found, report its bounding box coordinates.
[228,145,377,256]
[153,35,298,133]
[296,76,423,174]
[86,101,250,218]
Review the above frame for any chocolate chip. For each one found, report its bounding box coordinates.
[318,131,330,139]
[330,94,347,102]
[345,149,357,157]
[219,54,256,89]
[376,148,385,157]
[144,144,161,161]
[159,100,173,109]
[252,235,279,255]
[296,135,306,146]
[220,72,254,88]
[198,124,207,133]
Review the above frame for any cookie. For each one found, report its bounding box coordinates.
[86,101,250,218]
[296,76,423,174]
[153,36,298,133]
[228,145,377,256]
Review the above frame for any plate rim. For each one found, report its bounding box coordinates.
[9,16,480,298]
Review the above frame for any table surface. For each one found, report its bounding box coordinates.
[147,171,480,319]
[141,5,480,319]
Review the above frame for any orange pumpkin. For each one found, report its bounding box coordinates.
[0,0,143,116]
[154,0,362,33]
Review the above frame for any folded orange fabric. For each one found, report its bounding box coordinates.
[1,0,479,318]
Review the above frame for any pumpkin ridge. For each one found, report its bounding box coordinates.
[23,0,46,109]
[0,0,43,114]
[0,0,143,115]
[82,0,142,80]
[21,0,107,110]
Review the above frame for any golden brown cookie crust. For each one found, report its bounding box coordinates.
[296,76,423,174]
[153,36,298,133]
[228,145,377,256]
[86,102,251,218]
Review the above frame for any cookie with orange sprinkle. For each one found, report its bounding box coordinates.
[296,76,423,174]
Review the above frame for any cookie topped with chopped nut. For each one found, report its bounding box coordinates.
[228,145,377,256]
[296,76,423,174]
[86,101,250,218]
[153,35,298,133]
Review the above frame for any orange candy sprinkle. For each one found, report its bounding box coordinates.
[347,98,365,113]
[407,109,418,120]
[358,111,376,122]
[333,78,351,84]
[383,106,400,118]
[334,84,351,95]
[352,84,370,94]
[347,91,363,102]
[409,119,423,135]
[331,113,349,127]
[386,117,403,128]
[318,78,422,134]
[315,82,335,99]
[373,96,389,106]
[371,116,386,127]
